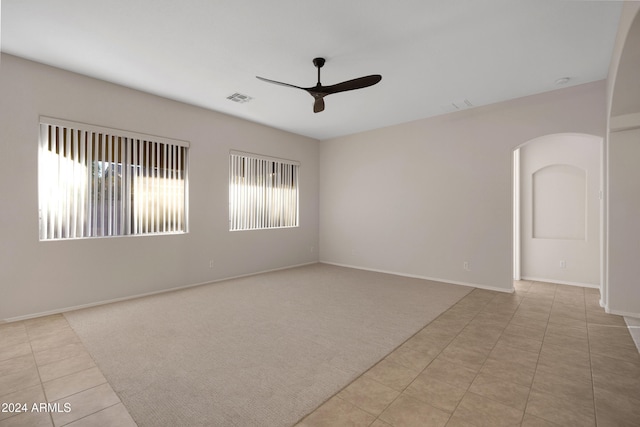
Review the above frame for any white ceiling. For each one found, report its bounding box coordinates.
[1,0,623,140]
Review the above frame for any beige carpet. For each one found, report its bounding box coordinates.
[64,263,471,426]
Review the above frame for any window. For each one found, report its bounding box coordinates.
[38,117,189,240]
[229,151,299,231]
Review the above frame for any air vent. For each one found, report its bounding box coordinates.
[441,99,473,113]
[227,93,253,103]
[451,99,473,109]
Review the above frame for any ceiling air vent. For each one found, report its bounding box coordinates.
[227,93,253,103]
[452,99,473,109]
[441,99,473,113]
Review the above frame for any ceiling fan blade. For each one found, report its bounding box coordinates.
[256,76,304,90]
[313,97,325,113]
[321,75,382,95]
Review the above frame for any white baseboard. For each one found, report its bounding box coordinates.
[2,261,318,323]
[597,291,640,318]
[320,261,514,294]
[608,308,640,319]
[521,276,599,289]
[593,299,640,322]
[623,317,640,353]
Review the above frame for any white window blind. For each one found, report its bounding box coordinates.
[229,151,299,231]
[38,117,189,240]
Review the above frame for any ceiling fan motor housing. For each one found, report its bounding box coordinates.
[313,57,326,68]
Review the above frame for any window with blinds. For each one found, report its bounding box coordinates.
[38,117,189,240]
[229,151,299,231]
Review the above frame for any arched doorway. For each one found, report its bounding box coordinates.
[513,133,602,289]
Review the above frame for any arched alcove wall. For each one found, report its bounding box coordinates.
[514,133,601,288]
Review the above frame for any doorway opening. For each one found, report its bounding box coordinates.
[513,133,603,289]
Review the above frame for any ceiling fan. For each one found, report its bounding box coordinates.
[256,57,382,113]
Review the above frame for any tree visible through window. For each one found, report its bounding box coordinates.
[38,118,189,240]
[229,151,299,231]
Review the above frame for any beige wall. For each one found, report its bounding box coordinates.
[0,54,320,321]
[605,2,640,317]
[320,82,606,292]
[608,128,640,316]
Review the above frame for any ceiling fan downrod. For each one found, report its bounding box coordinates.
[313,57,325,86]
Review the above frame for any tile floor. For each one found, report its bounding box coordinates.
[296,281,640,427]
[0,314,136,426]
[1,280,639,426]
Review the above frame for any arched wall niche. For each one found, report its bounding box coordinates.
[532,164,586,241]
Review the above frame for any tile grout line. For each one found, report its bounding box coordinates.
[23,321,56,427]
[502,280,541,426]
[58,401,123,427]
[439,291,515,426]
[520,282,558,427]
[586,296,601,427]
[369,289,508,426]
[445,287,552,423]
[54,316,132,426]
[297,288,479,426]
[5,316,132,427]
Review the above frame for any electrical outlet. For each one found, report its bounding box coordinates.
[463,261,470,271]
[560,260,566,269]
